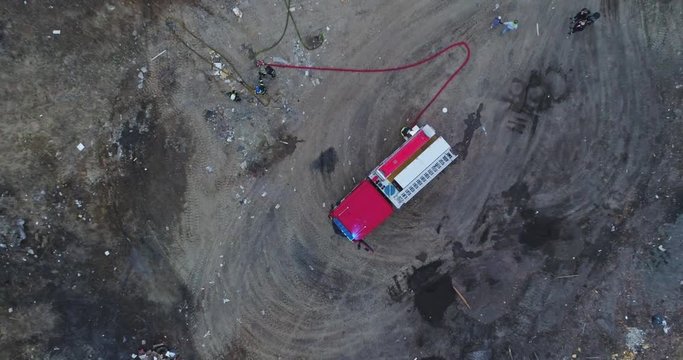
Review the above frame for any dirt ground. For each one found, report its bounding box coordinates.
[1,0,682,359]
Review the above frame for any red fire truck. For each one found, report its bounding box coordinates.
[329,124,457,242]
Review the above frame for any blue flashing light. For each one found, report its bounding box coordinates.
[332,218,355,241]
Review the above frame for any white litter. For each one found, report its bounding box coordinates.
[52,30,61,35]
[104,250,110,256]
[232,7,243,19]
[151,49,167,61]
[536,23,540,36]
[8,307,12,313]
[261,192,267,197]
[76,143,85,151]
[223,298,230,304]
[442,107,448,113]
[658,245,666,252]
[275,204,280,210]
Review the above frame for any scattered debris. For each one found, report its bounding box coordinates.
[131,342,179,359]
[77,143,85,151]
[452,284,472,310]
[151,49,167,61]
[210,51,230,79]
[136,67,147,89]
[651,314,671,334]
[226,90,241,102]
[232,7,243,20]
[625,327,646,352]
[0,217,27,247]
[205,166,214,173]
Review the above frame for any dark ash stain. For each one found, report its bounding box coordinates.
[436,215,449,234]
[502,181,530,207]
[311,147,338,174]
[664,188,683,223]
[479,225,491,244]
[413,275,455,325]
[504,67,570,137]
[452,242,483,259]
[453,103,483,159]
[518,209,562,249]
[416,251,428,262]
[247,131,303,176]
[407,261,456,325]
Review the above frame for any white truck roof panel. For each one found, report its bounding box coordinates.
[394,137,451,188]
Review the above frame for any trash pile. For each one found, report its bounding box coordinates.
[209,50,230,80]
[131,341,180,360]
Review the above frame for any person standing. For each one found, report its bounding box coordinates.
[502,20,519,34]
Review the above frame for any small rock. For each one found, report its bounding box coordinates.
[8,307,13,313]
[27,248,34,255]
[206,166,214,173]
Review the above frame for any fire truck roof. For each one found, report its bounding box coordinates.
[329,179,394,240]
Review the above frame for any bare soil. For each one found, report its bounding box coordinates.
[1,1,682,359]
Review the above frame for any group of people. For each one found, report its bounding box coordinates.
[224,61,277,102]
[569,8,601,35]
[255,60,277,95]
[490,16,518,34]
[490,7,600,36]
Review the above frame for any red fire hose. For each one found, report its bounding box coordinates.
[266,41,471,122]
